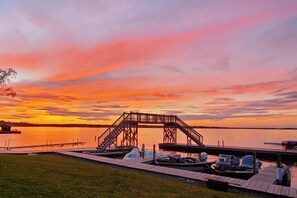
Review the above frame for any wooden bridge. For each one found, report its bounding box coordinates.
[97,112,203,150]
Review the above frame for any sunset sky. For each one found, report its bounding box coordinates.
[1,0,297,127]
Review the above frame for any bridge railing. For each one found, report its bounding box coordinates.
[98,113,129,148]
[175,116,203,145]
[125,112,176,124]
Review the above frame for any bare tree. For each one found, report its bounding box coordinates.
[0,68,17,97]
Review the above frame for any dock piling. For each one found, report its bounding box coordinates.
[141,144,145,159]
[253,152,257,175]
[153,144,156,162]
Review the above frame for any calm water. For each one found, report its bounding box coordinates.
[1,127,296,187]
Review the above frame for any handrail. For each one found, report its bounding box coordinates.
[126,112,176,123]
[98,113,129,147]
[175,117,203,144]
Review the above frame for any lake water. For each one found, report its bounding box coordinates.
[1,127,296,187]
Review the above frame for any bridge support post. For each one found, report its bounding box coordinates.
[187,136,192,146]
[163,123,177,144]
[121,121,138,148]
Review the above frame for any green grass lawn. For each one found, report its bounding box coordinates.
[0,154,251,198]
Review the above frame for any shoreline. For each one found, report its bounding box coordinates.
[3,123,297,130]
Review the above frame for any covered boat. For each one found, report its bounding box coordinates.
[122,147,167,161]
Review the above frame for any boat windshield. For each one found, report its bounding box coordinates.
[241,156,253,166]
[127,153,138,159]
[218,155,230,164]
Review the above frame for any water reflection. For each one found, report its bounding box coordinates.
[0,127,296,187]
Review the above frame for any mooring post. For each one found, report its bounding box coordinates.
[153,144,156,163]
[218,140,220,147]
[141,144,145,159]
[253,152,257,175]
[277,153,281,166]
[222,140,224,147]
[277,153,282,184]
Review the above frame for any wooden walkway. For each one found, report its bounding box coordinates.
[58,151,297,197]
[249,165,279,184]
[0,141,85,150]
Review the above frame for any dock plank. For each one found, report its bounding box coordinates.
[259,183,269,192]
[288,188,297,198]
[273,185,282,195]
[266,184,276,194]
[242,180,252,188]
[230,179,243,187]
[247,181,257,190]
[254,182,263,191]
[280,186,290,197]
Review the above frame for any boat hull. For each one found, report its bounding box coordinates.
[154,161,216,172]
[214,169,256,179]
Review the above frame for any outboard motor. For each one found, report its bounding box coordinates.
[200,152,208,162]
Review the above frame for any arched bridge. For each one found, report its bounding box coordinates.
[97,112,204,150]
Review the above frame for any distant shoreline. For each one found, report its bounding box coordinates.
[1,122,296,130]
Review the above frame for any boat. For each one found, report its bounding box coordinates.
[154,152,216,172]
[122,147,167,161]
[264,141,297,150]
[213,154,240,171]
[213,154,262,179]
[0,125,21,134]
[282,141,297,150]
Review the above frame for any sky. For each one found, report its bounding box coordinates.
[0,0,297,127]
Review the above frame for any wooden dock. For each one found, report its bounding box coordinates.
[0,141,86,150]
[57,150,297,197]
[159,143,297,162]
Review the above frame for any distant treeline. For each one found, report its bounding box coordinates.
[1,120,296,130]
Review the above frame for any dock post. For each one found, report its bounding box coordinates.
[277,153,281,167]
[141,144,145,159]
[277,154,282,184]
[222,140,224,147]
[218,140,220,147]
[253,152,257,175]
[153,144,156,163]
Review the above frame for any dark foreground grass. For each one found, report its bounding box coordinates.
[0,154,251,198]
